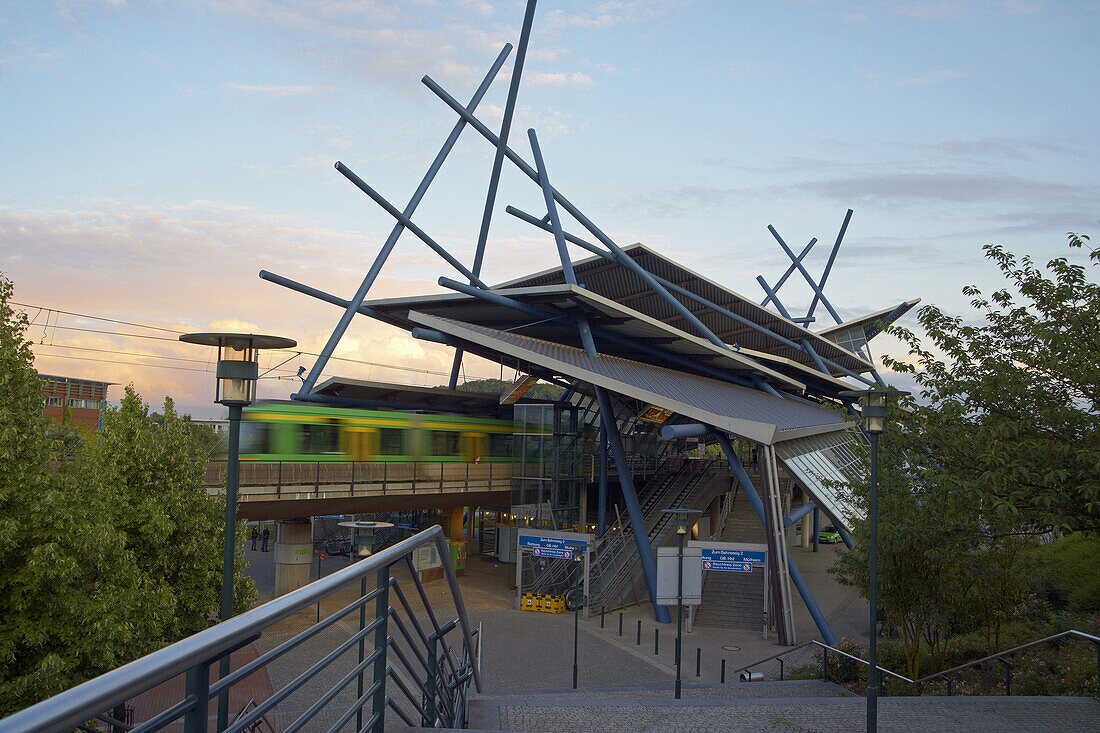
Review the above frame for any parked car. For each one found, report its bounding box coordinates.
[795,524,843,544]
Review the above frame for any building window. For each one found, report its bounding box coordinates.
[46,397,61,406]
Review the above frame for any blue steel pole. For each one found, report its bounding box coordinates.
[713,432,838,646]
[421,77,735,355]
[761,238,817,309]
[528,127,597,357]
[808,209,853,321]
[768,226,843,325]
[295,43,511,399]
[450,0,539,389]
[505,205,872,381]
[217,403,242,732]
[595,386,671,624]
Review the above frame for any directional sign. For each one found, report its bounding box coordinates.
[518,533,587,560]
[701,547,765,572]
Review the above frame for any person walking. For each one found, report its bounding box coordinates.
[250,526,259,551]
[261,526,270,552]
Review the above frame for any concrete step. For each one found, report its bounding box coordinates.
[470,679,849,702]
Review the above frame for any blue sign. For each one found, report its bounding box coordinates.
[518,534,587,560]
[701,547,765,573]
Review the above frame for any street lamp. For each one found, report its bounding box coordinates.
[839,387,908,733]
[663,508,701,700]
[179,332,295,732]
[569,546,585,690]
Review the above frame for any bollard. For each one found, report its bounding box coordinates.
[696,647,701,677]
[601,606,605,629]
[618,612,623,637]
[654,627,659,655]
[720,659,726,684]
[637,619,641,645]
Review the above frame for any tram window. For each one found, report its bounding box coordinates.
[299,424,340,454]
[240,422,270,454]
[489,434,512,458]
[431,431,460,456]
[379,428,405,455]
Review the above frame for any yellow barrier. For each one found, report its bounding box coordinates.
[520,593,565,613]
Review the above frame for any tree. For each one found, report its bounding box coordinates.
[0,274,255,714]
[0,275,165,714]
[886,234,1099,534]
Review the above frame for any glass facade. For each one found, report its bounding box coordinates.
[511,402,583,529]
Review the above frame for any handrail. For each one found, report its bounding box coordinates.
[732,629,1100,689]
[0,525,480,733]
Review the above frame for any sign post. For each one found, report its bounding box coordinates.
[515,528,594,618]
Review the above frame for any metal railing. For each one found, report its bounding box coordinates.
[203,459,510,499]
[0,526,481,733]
[732,630,1100,697]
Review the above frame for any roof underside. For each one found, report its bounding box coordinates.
[311,378,531,413]
[493,243,874,375]
[774,430,867,531]
[408,311,851,446]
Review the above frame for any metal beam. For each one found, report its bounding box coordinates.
[713,433,837,646]
[761,237,817,309]
[595,386,671,624]
[768,225,843,325]
[528,127,597,357]
[292,44,511,398]
[421,76,736,354]
[808,209,853,321]
[451,0,539,389]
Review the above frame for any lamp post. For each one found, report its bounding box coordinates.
[179,332,295,732]
[663,508,701,700]
[569,546,585,689]
[839,387,907,733]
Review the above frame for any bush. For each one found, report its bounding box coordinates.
[1026,533,1100,614]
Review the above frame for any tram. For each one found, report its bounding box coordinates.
[238,402,515,463]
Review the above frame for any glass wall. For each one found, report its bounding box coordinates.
[511,402,582,529]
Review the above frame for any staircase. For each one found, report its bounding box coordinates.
[694,472,767,630]
[587,460,728,612]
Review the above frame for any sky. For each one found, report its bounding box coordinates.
[2,0,1097,419]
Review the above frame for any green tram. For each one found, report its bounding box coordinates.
[238,402,515,463]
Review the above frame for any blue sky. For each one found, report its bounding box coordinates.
[2,1,1097,417]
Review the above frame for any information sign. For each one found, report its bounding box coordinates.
[518,533,588,560]
[700,547,765,572]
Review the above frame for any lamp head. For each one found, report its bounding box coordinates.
[179,332,296,407]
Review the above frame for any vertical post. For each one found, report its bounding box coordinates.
[867,432,880,733]
[637,619,641,645]
[696,648,701,678]
[721,659,726,684]
[183,661,211,733]
[1001,659,1012,696]
[654,628,659,655]
[423,633,439,727]
[601,606,605,629]
[619,613,623,637]
[217,402,242,732]
[573,602,579,689]
[357,576,367,732]
[823,647,829,682]
[372,566,390,732]
[675,529,684,699]
[812,506,820,553]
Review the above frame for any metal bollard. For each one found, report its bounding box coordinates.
[601,606,605,629]
[720,659,726,684]
[654,627,659,655]
[619,612,623,637]
[696,648,701,677]
[637,619,641,645]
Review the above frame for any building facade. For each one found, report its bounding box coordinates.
[39,374,113,430]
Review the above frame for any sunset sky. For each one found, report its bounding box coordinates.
[3,1,1097,418]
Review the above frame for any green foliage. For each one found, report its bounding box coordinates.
[0,274,254,715]
[884,233,1100,534]
[1025,533,1100,614]
[449,377,565,401]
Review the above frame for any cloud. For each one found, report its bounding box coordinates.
[892,1,969,20]
[609,186,740,218]
[543,1,685,29]
[524,71,595,88]
[856,67,965,86]
[224,82,336,96]
[797,172,1083,205]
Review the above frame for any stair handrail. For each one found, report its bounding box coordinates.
[0,525,481,733]
[731,629,1100,692]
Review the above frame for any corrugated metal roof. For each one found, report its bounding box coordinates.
[408,311,850,446]
[494,243,876,374]
[774,430,866,532]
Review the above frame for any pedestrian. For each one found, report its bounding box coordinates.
[261,526,270,552]
[250,526,259,551]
